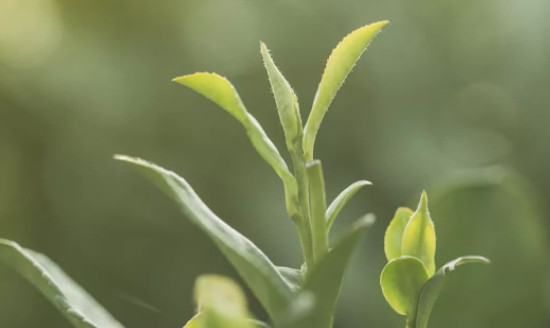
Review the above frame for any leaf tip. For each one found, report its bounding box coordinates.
[419,190,429,213]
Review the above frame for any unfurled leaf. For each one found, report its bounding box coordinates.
[384,207,413,261]
[413,256,490,328]
[303,21,389,159]
[306,160,329,261]
[380,256,429,316]
[326,180,372,232]
[173,73,298,217]
[115,156,293,322]
[260,42,303,152]
[0,239,124,328]
[401,192,437,275]
[302,215,374,328]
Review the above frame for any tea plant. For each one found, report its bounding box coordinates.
[0,20,489,328]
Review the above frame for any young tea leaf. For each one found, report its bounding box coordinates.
[302,215,375,328]
[115,155,293,322]
[0,239,124,328]
[173,73,299,217]
[260,42,303,152]
[380,256,430,316]
[413,256,490,328]
[384,207,413,261]
[194,275,255,328]
[401,192,437,275]
[303,21,389,160]
[326,180,372,232]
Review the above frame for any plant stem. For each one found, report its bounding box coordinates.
[290,145,315,271]
[306,160,329,262]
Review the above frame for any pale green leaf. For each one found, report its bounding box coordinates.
[384,207,413,261]
[414,256,490,328]
[401,191,437,275]
[115,155,293,322]
[303,21,389,159]
[0,239,124,328]
[302,215,375,328]
[260,42,303,151]
[380,256,430,316]
[305,160,329,261]
[194,275,254,328]
[173,73,298,217]
[326,180,372,232]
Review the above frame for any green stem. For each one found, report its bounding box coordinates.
[305,160,329,261]
[290,144,315,271]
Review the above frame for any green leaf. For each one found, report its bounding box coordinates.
[260,42,303,152]
[380,256,430,316]
[0,239,124,328]
[115,155,293,322]
[384,207,413,261]
[302,21,389,160]
[401,191,437,275]
[302,215,375,328]
[413,256,490,328]
[172,73,298,217]
[305,160,329,261]
[277,266,303,291]
[326,180,372,232]
[194,275,255,328]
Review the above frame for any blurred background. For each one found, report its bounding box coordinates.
[1,0,549,327]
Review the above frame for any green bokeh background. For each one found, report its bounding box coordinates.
[1,0,549,327]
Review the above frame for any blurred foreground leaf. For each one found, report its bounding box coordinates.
[0,239,124,328]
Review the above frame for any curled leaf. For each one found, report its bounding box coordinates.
[380,256,430,316]
[384,207,413,261]
[326,180,372,232]
[401,192,437,275]
[260,42,303,152]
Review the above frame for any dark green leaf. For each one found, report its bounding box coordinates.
[413,256,490,328]
[301,215,374,328]
[0,239,124,328]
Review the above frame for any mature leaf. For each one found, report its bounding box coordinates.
[401,192,436,275]
[384,207,413,261]
[326,180,372,232]
[303,21,389,159]
[380,256,429,316]
[413,256,490,328]
[115,156,293,322]
[0,239,124,328]
[302,215,375,328]
[260,42,303,152]
[305,160,329,261]
[173,73,298,217]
